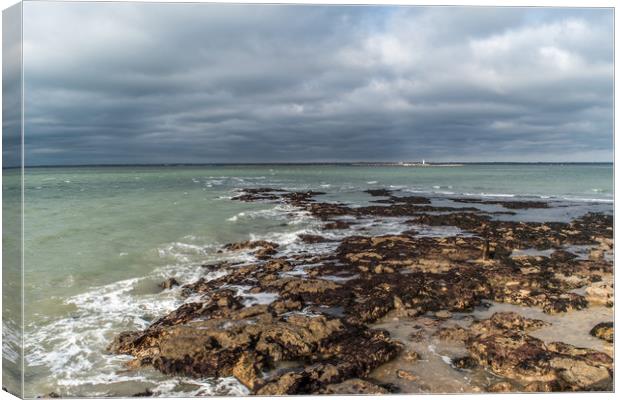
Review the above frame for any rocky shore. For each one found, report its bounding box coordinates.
[109,188,614,394]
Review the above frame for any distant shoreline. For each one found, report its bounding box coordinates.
[4,161,614,169]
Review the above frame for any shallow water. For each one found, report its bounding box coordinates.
[371,314,493,394]
[370,301,613,393]
[470,302,613,356]
[2,164,612,397]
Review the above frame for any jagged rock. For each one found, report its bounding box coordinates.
[255,333,401,396]
[585,282,613,306]
[590,322,613,343]
[159,277,179,290]
[471,312,550,334]
[452,356,477,370]
[435,326,471,342]
[435,310,452,319]
[108,188,613,395]
[365,189,393,197]
[588,248,605,261]
[487,381,516,392]
[403,350,420,362]
[463,313,612,391]
[396,369,417,381]
[320,379,388,394]
[298,234,332,243]
[232,353,263,390]
[132,389,153,397]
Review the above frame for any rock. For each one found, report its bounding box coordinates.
[549,357,611,390]
[463,313,612,391]
[106,188,614,395]
[487,381,516,392]
[484,312,549,332]
[453,198,549,209]
[320,379,388,394]
[396,369,417,381]
[255,336,401,396]
[522,381,559,392]
[298,234,331,244]
[159,277,179,290]
[452,356,477,370]
[110,305,401,394]
[223,240,279,252]
[323,220,353,230]
[256,246,278,260]
[585,282,613,306]
[222,240,279,259]
[590,322,613,343]
[231,188,283,202]
[232,353,263,390]
[588,248,605,261]
[434,326,471,343]
[365,189,393,197]
[132,389,153,397]
[403,350,420,362]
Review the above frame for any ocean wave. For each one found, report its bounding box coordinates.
[224,285,280,307]
[2,320,21,364]
[150,377,249,397]
[227,204,313,226]
[478,192,515,198]
[560,197,614,203]
[23,242,245,397]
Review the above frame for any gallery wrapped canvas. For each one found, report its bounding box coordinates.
[1,1,615,398]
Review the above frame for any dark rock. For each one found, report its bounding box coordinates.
[590,322,613,343]
[107,188,613,394]
[452,356,478,370]
[132,389,153,397]
[298,234,332,243]
[364,189,392,197]
[396,369,417,381]
[319,378,389,394]
[159,277,179,290]
[487,381,516,392]
[464,313,612,391]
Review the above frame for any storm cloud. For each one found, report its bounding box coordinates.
[21,3,613,165]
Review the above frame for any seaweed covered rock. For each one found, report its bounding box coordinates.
[460,313,613,391]
[110,295,401,394]
[109,188,613,395]
[590,322,613,343]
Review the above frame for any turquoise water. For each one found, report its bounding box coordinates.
[4,164,614,396]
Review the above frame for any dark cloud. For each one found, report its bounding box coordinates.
[2,3,22,168]
[21,3,613,165]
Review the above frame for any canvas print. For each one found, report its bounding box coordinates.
[1,1,614,397]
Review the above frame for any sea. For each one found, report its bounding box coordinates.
[1,163,614,397]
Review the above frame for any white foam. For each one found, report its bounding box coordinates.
[23,244,240,397]
[224,284,279,306]
[560,196,613,203]
[321,274,359,282]
[428,344,453,365]
[2,320,21,364]
[478,192,515,198]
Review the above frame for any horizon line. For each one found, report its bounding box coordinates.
[4,161,614,169]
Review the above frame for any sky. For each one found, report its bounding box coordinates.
[14,2,614,165]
